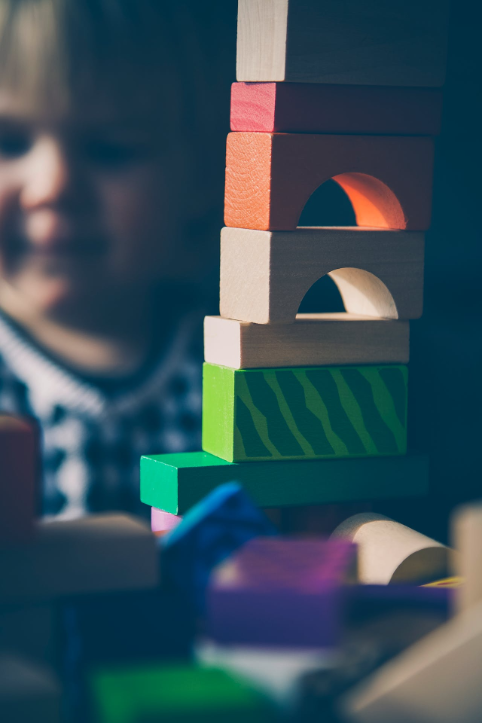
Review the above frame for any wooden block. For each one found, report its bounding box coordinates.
[231,83,443,135]
[236,0,450,87]
[0,414,39,545]
[225,133,433,231]
[220,228,424,324]
[91,663,277,723]
[207,537,356,647]
[196,639,336,708]
[151,507,182,533]
[0,655,61,722]
[342,599,482,723]
[202,363,407,463]
[0,514,158,605]
[452,502,482,613]
[160,482,276,612]
[332,513,450,585]
[204,314,410,369]
[140,451,429,515]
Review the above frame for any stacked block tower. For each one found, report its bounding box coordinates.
[141,0,450,524]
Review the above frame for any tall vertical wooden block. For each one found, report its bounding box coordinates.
[452,502,482,613]
[237,0,450,87]
[224,133,433,231]
[202,363,408,463]
[0,415,38,545]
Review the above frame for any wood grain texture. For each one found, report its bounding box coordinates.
[0,514,158,605]
[204,314,410,369]
[236,0,450,87]
[343,600,482,723]
[202,362,407,463]
[231,83,443,135]
[332,513,449,585]
[452,502,482,613]
[220,227,424,323]
[0,414,38,545]
[225,133,434,231]
[140,451,429,515]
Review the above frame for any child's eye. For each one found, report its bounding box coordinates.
[0,130,32,158]
[84,140,148,170]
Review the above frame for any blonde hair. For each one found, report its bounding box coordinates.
[0,0,214,117]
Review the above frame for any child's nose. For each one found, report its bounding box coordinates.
[20,137,76,210]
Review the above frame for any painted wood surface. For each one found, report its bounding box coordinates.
[0,415,38,545]
[202,363,408,463]
[0,514,158,605]
[225,133,434,231]
[204,314,410,369]
[332,513,450,585]
[140,451,429,515]
[220,227,424,324]
[207,537,357,647]
[236,0,450,87]
[231,83,443,135]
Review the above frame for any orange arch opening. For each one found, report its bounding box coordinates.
[300,173,407,230]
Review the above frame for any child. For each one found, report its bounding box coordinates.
[0,0,227,519]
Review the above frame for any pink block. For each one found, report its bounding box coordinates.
[151,507,182,533]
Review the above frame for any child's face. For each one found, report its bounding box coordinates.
[0,89,189,316]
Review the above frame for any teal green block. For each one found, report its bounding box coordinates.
[140,451,429,515]
[91,664,276,723]
[202,363,408,462]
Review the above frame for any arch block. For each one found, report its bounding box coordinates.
[224,133,434,231]
[202,362,408,463]
[220,227,424,324]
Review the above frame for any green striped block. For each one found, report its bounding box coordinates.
[202,363,407,463]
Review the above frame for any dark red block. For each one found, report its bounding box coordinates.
[231,82,443,136]
[0,415,38,545]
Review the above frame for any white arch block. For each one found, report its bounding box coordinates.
[220,227,424,324]
[332,513,449,585]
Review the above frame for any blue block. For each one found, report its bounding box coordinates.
[160,482,277,612]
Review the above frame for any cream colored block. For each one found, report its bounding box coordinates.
[204,314,410,369]
[220,227,424,324]
[343,600,482,723]
[0,514,158,605]
[452,501,482,613]
[332,513,449,585]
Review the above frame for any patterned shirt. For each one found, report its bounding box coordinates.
[0,310,203,520]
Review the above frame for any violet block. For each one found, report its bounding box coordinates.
[207,537,357,648]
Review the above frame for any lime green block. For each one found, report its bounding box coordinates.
[91,664,276,723]
[140,451,429,515]
[202,362,408,462]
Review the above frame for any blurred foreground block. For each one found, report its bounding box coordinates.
[343,599,482,722]
[208,537,356,648]
[0,414,38,545]
[161,482,275,612]
[0,514,158,605]
[333,513,450,584]
[141,451,429,514]
[91,664,277,723]
[0,654,61,722]
[452,501,482,613]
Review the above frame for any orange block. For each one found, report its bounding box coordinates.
[224,133,434,231]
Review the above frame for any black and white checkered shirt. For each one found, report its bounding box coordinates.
[0,310,203,520]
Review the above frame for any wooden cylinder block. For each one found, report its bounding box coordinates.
[220,227,424,324]
[452,502,482,613]
[332,513,450,585]
[224,133,434,231]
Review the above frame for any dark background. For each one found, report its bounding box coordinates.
[196,1,482,544]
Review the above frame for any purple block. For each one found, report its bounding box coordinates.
[207,537,357,648]
[151,508,182,533]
